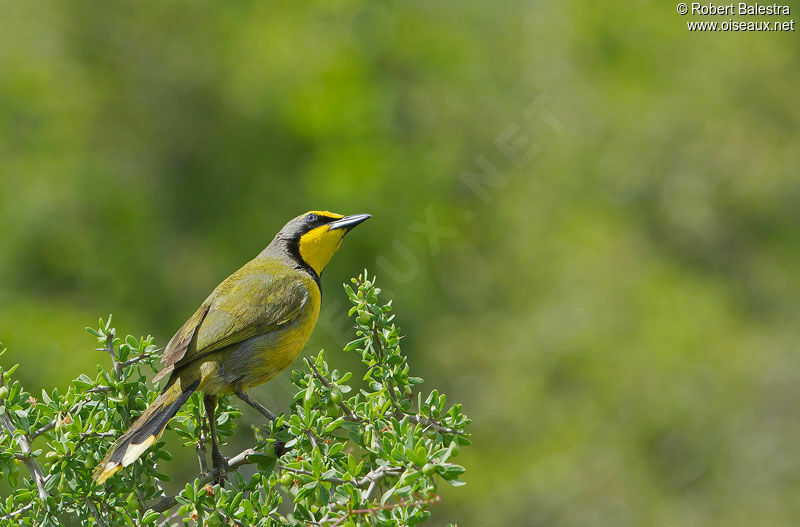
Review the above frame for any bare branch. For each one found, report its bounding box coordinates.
[363,477,380,503]
[358,465,403,491]
[29,420,56,440]
[0,412,48,501]
[235,389,277,421]
[120,349,161,368]
[0,502,34,520]
[85,498,108,527]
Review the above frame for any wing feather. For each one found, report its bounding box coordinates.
[153,264,310,383]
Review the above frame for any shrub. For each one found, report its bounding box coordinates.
[0,272,470,526]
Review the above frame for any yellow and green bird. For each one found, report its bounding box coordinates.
[93,211,370,483]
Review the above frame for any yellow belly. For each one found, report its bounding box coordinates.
[237,307,319,390]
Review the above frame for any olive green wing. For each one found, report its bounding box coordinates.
[193,272,310,355]
[153,268,310,383]
[153,302,211,382]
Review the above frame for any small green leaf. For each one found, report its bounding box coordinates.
[142,509,160,523]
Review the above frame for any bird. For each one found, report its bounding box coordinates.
[93,210,371,484]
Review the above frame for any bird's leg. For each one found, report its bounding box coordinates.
[203,394,227,484]
[235,389,277,420]
[234,389,287,456]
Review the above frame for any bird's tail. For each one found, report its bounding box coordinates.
[93,377,199,483]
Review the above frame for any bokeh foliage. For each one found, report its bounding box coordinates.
[1,0,799,525]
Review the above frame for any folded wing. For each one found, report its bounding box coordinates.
[153,267,309,383]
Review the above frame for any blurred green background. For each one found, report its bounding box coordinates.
[2,0,800,525]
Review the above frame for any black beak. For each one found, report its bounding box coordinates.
[328,213,372,231]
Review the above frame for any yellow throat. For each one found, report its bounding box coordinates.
[298,211,345,275]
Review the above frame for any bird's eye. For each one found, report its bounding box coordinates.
[305,213,318,223]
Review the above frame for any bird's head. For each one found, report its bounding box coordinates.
[270,210,371,276]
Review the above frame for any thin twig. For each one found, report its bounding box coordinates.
[149,448,405,515]
[150,447,258,512]
[369,326,401,407]
[119,504,138,525]
[196,400,208,474]
[235,390,277,421]
[30,385,112,440]
[363,478,379,503]
[358,465,402,490]
[106,334,122,381]
[278,465,351,486]
[278,463,402,490]
[0,502,34,520]
[120,350,161,368]
[159,508,183,527]
[310,463,406,524]
[29,420,56,440]
[368,328,463,436]
[306,359,363,423]
[305,429,319,450]
[0,371,47,502]
[68,430,116,456]
[323,495,442,527]
[0,411,48,501]
[85,498,108,527]
[397,412,463,436]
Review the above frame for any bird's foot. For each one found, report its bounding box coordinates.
[272,425,290,457]
[212,450,229,486]
[274,437,287,457]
